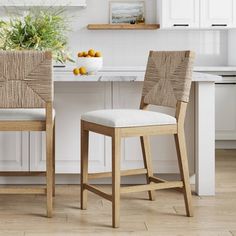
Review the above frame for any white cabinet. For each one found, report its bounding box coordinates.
[30,82,112,173]
[157,0,200,29]
[215,84,236,140]
[0,132,29,171]
[200,0,236,28]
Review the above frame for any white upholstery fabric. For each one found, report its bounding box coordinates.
[0,109,55,121]
[81,109,176,128]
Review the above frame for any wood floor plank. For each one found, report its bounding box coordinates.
[0,150,235,235]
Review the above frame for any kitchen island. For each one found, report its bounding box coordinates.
[0,67,220,196]
[52,67,221,196]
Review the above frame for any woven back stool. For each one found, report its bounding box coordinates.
[0,51,55,217]
[80,51,195,228]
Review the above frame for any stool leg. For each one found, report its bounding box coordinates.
[140,136,155,201]
[53,122,56,197]
[112,129,121,228]
[174,130,193,217]
[46,125,53,218]
[81,122,89,210]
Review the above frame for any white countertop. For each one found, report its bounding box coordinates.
[54,66,222,82]
[194,66,236,72]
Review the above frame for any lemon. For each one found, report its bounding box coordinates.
[95,51,102,57]
[73,68,80,76]
[77,52,83,57]
[88,49,96,57]
[82,51,88,57]
[79,67,87,75]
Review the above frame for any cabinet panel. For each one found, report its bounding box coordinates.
[113,82,195,174]
[0,132,29,171]
[215,84,236,140]
[30,82,112,173]
[158,0,200,28]
[200,0,235,28]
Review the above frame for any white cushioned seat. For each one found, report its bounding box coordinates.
[0,109,55,121]
[81,109,176,128]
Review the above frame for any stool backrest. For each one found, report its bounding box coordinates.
[0,51,52,108]
[141,51,195,109]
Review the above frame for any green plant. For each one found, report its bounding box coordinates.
[0,8,73,63]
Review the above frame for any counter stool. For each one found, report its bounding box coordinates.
[0,51,55,217]
[81,51,195,228]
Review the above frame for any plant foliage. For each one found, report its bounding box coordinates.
[0,8,73,63]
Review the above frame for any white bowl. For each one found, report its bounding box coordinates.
[77,57,103,75]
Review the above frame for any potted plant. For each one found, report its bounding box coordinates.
[0,8,73,64]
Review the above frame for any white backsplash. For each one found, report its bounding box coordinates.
[0,0,230,67]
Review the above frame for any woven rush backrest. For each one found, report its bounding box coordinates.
[0,51,52,108]
[142,51,195,108]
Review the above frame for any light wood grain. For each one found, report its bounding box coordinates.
[81,120,89,210]
[112,128,121,228]
[121,181,183,194]
[87,24,160,30]
[140,136,155,200]
[0,172,46,176]
[0,150,235,235]
[120,124,177,137]
[0,121,46,131]
[0,187,46,194]
[88,168,147,179]
[46,102,54,218]
[84,184,112,202]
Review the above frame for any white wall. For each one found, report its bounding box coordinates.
[0,0,229,67]
[228,29,236,65]
[67,0,228,67]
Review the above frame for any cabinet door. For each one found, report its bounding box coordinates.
[158,0,200,28]
[215,84,236,140]
[30,82,112,173]
[112,82,195,174]
[200,0,235,28]
[0,132,29,171]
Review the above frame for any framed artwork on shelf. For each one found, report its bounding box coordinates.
[110,1,145,24]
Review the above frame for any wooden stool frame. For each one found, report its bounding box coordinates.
[81,51,195,228]
[0,51,55,217]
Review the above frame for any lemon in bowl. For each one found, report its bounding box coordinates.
[77,49,103,75]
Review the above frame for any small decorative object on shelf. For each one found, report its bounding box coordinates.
[73,49,103,76]
[109,1,145,24]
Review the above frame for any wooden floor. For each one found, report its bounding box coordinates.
[0,149,235,236]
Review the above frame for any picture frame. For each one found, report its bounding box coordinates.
[109,1,145,24]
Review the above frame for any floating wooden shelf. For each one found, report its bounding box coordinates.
[87,24,160,30]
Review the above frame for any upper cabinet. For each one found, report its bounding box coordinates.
[200,0,235,28]
[0,0,86,7]
[157,0,236,29]
[157,0,200,29]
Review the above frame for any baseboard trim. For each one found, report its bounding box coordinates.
[216,141,236,149]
